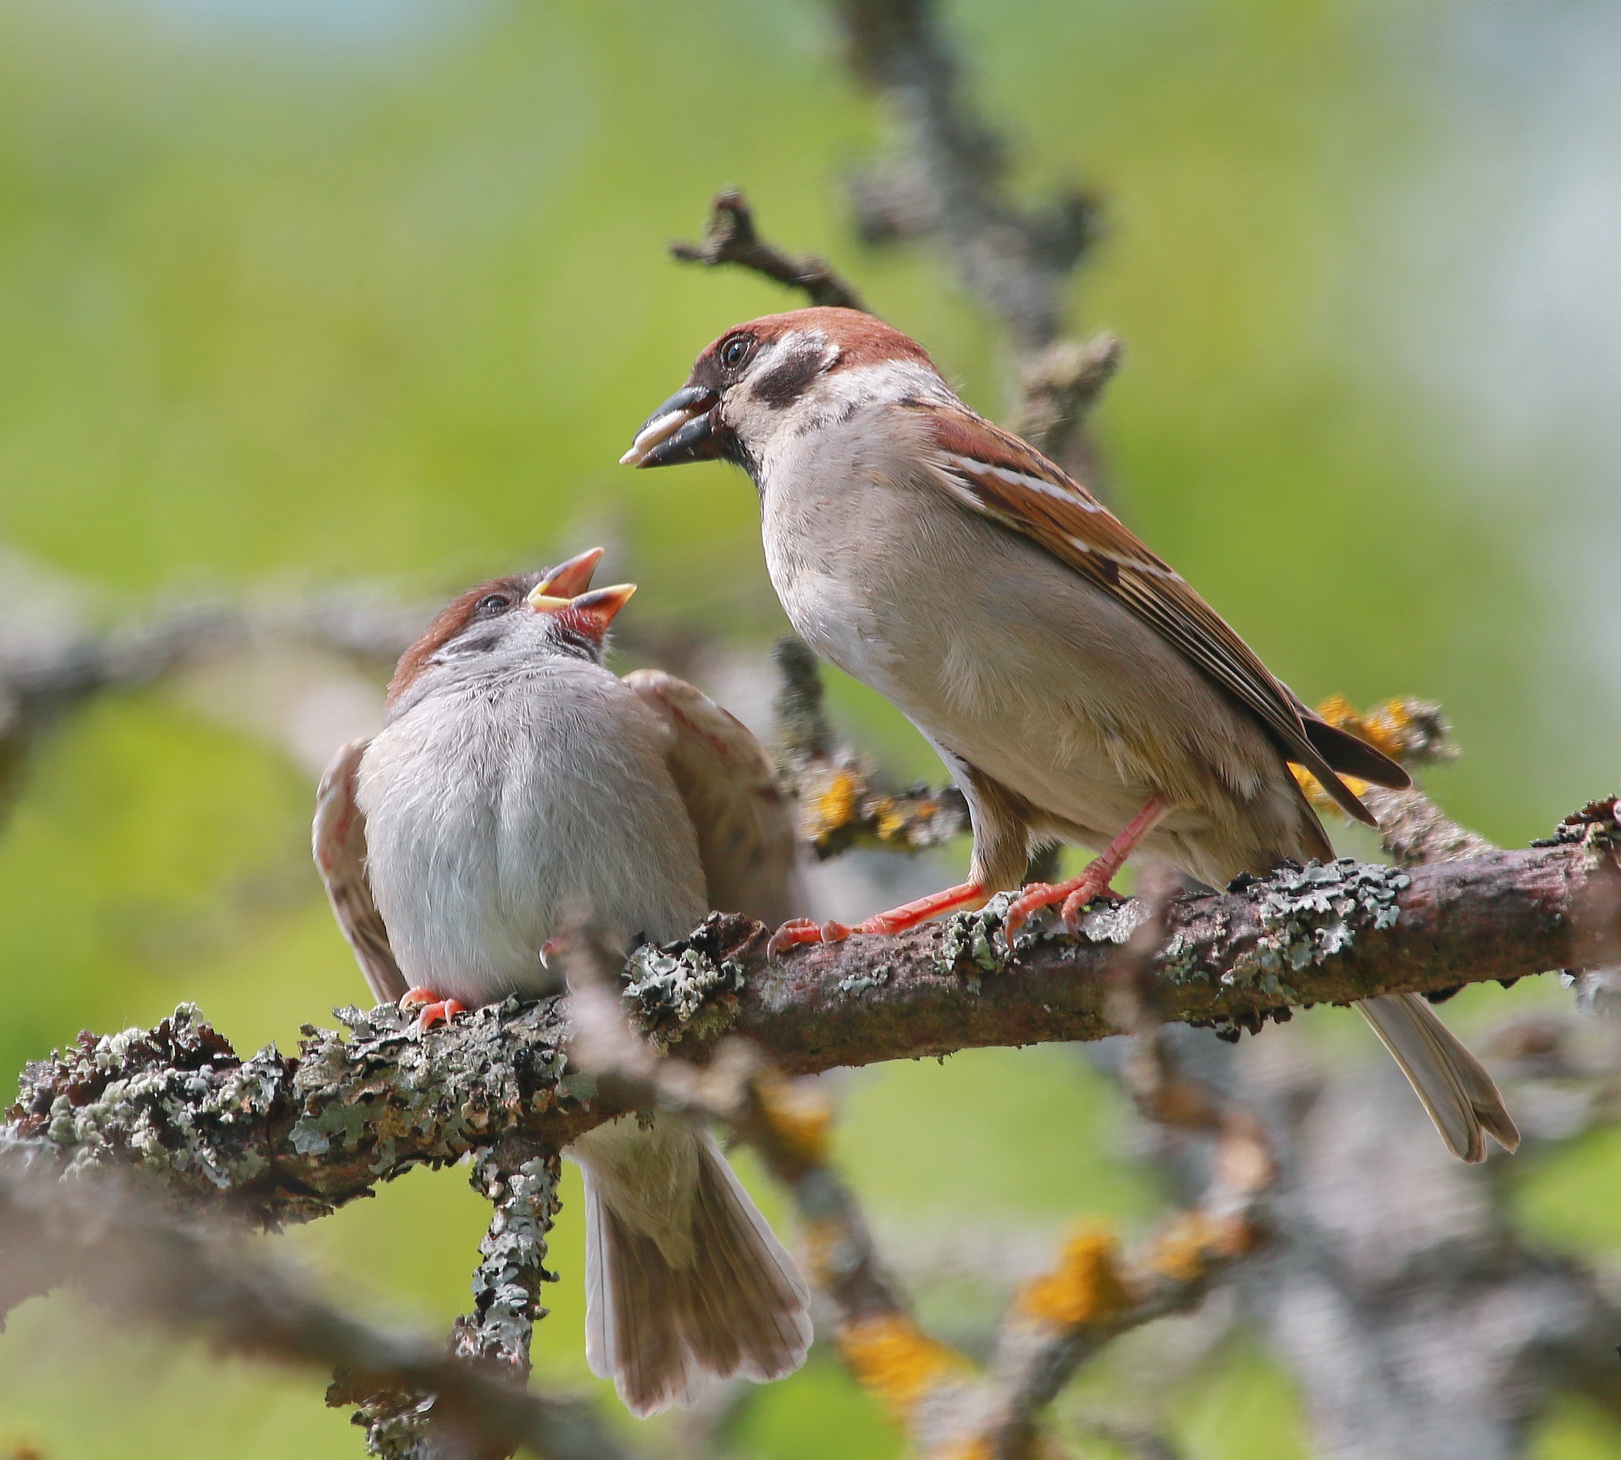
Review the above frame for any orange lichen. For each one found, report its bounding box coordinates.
[837,1314,974,1422]
[1146,1211,1256,1283]
[1014,1227,1133,1328]
[755,1070,833,1165]
[1296,693,1450,817]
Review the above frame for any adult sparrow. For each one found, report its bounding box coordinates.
[621,308,1517,1163]
[312,547,811,1413]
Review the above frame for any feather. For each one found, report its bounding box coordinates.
[913,405,1411,824]
[311,737,406,1005]
[623,669,809,926]
[576,1122,812,1416]
[1357,994,1519,1161]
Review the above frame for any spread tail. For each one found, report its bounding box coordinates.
[1357,993,1520,1162]
[578,1123,811,1417]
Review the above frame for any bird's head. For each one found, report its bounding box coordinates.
[385,546,634,715]
[619,307,947,478]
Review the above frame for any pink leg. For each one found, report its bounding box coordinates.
[766,881,987,958]
[399,986,468,1032]
[1002,800,1169,946]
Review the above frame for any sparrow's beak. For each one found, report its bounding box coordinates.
[619,385,721,468]
[526,581,637,635]
[534,545,604,599]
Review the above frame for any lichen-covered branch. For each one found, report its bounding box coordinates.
[566,894,1273,1460]
[0,1140,632,1460]
[337,1136,565,1459]
[670,190,867,311]
[8,822,1619,1234]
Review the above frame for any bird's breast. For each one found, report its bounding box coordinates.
[355,669,706,1007]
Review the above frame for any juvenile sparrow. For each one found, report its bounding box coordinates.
[312,547,811,1414]
[622,308,1517,1163]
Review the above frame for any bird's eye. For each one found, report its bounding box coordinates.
[719,335,754,371]
[475,593,512,616]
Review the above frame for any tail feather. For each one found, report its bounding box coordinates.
[579,1127,811,1417]
[1357,993,1520,1162]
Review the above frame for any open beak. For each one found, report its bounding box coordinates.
[525,581,637,635]
[534,545,604,599]
[619,385,721,468]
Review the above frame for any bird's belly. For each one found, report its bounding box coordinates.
[765,491,1270,843]
[358,685,705,1008]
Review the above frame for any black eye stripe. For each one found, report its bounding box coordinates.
[749,343,824,407]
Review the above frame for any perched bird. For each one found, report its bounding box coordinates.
[312,547,811,1414]
[621,308,1518,1163]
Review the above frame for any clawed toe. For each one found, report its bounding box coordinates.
[1002,873,1114,948]
[766,918,852,957]
[399,987,468,1032]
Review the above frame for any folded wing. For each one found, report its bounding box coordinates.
[914,404,1411,825]
[312,737,406,1005]
[623,669,808,927]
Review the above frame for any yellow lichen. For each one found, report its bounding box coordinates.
[837,1314,973,1422]
[755,1070,833,1165]
[799,1215,847,1288]
[1296,693,1440,816]
[1013,1227,1134,1328]
[813,769,861,836]
[1313,693,1423,764]
[1293,763,1369,814]
[873,798,906,840]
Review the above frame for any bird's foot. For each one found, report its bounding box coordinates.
[1001,798,1170,950]
[766,882,986,957]
[1003,868,1118,946]
[766,919,853,957]
[399,987,467,1031]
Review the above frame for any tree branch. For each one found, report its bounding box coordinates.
[0,1142,633,1460]
[8,821,1616,1233]
[670,190,867,311]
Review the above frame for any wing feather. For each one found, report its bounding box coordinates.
[312,737,407,1004]
[917,407,1409,824]
[622,670,808,927]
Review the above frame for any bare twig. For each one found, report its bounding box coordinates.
[833,0,1099,353]
[670,190,867,311]
[0,581,434,820]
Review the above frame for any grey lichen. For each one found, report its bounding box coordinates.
[1227,859,1409,995]
[939,894,1016,982]
[289,998,553,1191]
[623,930,746,1051]
[14,1004,286,1196]
[838,964,894,996]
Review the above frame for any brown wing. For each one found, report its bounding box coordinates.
[312,737,407,1004]
[623,669,808,927]
[915,406,1410,824]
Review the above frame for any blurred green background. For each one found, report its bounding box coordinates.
[0,0,1617,1455]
